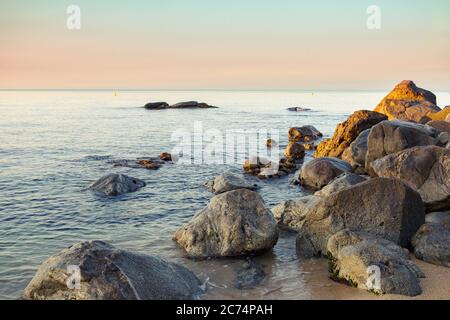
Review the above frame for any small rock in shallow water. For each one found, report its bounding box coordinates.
[89,173,145,196]
[234,259,266,290]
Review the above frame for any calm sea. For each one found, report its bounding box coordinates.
[1,90,449,299]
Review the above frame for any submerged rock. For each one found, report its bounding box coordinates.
[243,156,298,179]
[173,189,278,258]
[365,120,442,174]
[299,157,353,190]
[371,146,450,210]
[112,158,165,170]
[23,241,203,300]
[412,221,450,268]
[373,80,440,122]
[327,230,423,296]
[205,173,257,194]
[315,110,387,159]
[89,174,145,196]
[296,178,425,257]
[233,259,266,290]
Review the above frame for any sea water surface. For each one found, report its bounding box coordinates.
[1,90,449,300]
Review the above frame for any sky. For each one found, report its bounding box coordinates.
[1,0,449,90]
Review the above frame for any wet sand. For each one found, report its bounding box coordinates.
[202,232,450,300]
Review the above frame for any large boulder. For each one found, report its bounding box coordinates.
[273,173,367,231]
[371,146,450,210]
[296,178,425,257]
[89,174,145,196]
[420,106,450,123]
[173,189,278,258]
[315,110,387,158]
[205,172,257,194]
[374,80,440,122]
[288,125,322,142]
[365,120,442,174]
[341,129,370,167]
[327,230,423,296]
[272,196,322,231]
[23,241,202,300]
[412,221,450,268]
[299,157,353,190]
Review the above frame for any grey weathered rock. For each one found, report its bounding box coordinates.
[205,173,257,194]
[327,230,423,296]
[89,174,145,196]
[23,241,203,300]
[173,189,278,258]
[412,222,450,268]
[299,157,353,190]
[314,173,368,198]
[371,146,450,210]
[272,196,322,231]
[365,120,442,174]
[341,129,371,167]
[296,178,425,257]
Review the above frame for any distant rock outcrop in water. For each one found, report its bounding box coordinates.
[23,241,203,300]
[89,173,145,196]
[287,107,311,112]
[373,80,441,122]
[144,101,218,110]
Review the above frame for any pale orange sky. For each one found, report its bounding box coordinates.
[1,0,450,90]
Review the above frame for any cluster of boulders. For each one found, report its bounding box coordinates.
[243,125,323,179]
[24,81,449,300]
[88,153,174,196]
[272,80,450,296]
[144,101,218,110]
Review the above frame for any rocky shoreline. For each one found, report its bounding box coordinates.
[24,80,449,300]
